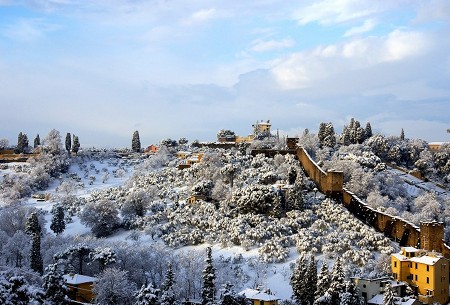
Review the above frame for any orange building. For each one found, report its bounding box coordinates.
[63,273,97,304]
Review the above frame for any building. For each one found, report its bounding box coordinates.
[63,273,97,304]
[253,120,271,136]
[144,145,158,154]
[367,294,421,305]
[428,142,449,152]
[352,277,406,303]
[186,194,207,204]
[239,288,279,305]
[391,247,450,304]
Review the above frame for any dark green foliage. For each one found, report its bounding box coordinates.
[65,132,72,154]
[400,128,405,140]
[365,122,373,138]
[25,212,41,236]
[202,247,216,305]
[50,206,66,235]
[16,132,29,153]
[291,254,315,305]
[72,135,80,154]
[43,263,70,305]
[34,134,40,148]
[219,282,250,305]
[132,130,141,152]
[30,233,43,274]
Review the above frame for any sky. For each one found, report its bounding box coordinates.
[0,0,449,148]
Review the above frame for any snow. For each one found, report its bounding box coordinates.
[63,273,98,284]
[238,288,280,301]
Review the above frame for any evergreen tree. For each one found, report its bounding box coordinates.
[400,129,405,140]
[16,132,29,153]
[219,282,249,305]
[383,283,397,305]
[291,254,309,305]
[160,263,175,305]
[339,281,363,305]
[43,263,70,305]
[318,123,327,144]
[327,258,345,305]
[315,261,330,301]
[342,127,351,146]
[72,135,80,155]
[202,246,216,305]
[34,134,40,148]
[132,130,141,152]
[65,132,72,154]
[307,255,318,305]
[135,283,160,305]
[30,233,43,274]
[50,205,66,235]
[365,122,373,138]
[25,211,41,236]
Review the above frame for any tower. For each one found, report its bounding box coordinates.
[420,221,444,252]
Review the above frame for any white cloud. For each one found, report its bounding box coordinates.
[2,18,59,42]
[181,8,224,26]
[250,38,295,52]
[293,0,385,25]
[344,19,376,37]
[271,29,431,89]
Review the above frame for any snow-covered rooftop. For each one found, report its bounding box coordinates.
[239,288,280,301]
[410,255,441,266]
[368,294,417,305]
[63,274,98,285]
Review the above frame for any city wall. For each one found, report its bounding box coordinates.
[251,146,450,258]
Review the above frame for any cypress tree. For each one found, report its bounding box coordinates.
[72,135,80,155]
[400,128,405,140]
[34,134,41,148]
[50,206,66,235]
[65,132,72,154]
[383,283,397,305]
[202,247,216,305]
[26,212,43,274]
[365,122,373,138]
[307,255,318,305]
[132,130,141,152]
[30,233,43,274]
[135,283,160,305]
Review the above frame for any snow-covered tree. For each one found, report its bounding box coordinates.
[160,263,176,305]
[327,257,345,305]
[50,206,65,235]
[94,267,137,305]
[383,283,397,305]
[16,132,29,153]
[72,135,80,155]
[132,131,141,152]
[80,199,120,237]
[201,247,216,305]
[135,283,160,305]
[365,122,373,139]
[90,247,117,273]
[30,233,43,275]
[291,254,311,305]
[42,263,70,305]
[219,282,249,305]
[217,130,236,142]
[339,281,363,305]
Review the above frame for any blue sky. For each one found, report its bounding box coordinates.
[0,0,449,148]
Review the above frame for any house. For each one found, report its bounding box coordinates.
[186,194,207,204]
[144,145,158,154]
[63,273,97,304]
[428,142,449,152]
[176,151,192,159]
[391,247,450,304]
[252,120,271,135]
[239,288,280,305]
[352,277,407,304]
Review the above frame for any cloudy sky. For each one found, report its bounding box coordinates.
[0,0,449,148]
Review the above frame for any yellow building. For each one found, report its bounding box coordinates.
[391,247,449,305]
[253,120,271,135]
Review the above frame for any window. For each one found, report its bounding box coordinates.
[415,263,418,269]
[394,261,397,268]
[393,273,398,279]
[415,275,418,281]
[427,265,429,272]
[427,277,429,284]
